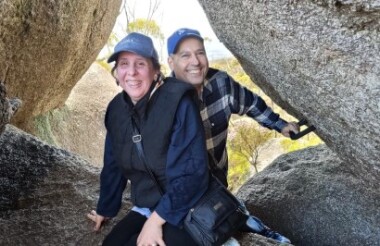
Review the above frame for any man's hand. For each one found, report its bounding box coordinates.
[137,211,166,246]
[87,210,107,231]
[281,122,300,138]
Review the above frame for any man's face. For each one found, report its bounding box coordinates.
[168,38,209,90]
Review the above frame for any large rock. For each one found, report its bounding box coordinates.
[0,82,11,135]
[0,0,121,132]
[35,63,120,166]
[0,82,21,135]
[198,0,380,180]
[237,145,380,246]
[0,125,130,245]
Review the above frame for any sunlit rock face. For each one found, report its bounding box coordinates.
[199,0,380,180]
[0,0,121,132]
[237,145,380,246]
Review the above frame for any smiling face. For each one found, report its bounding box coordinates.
[115,52,159,104]
[168,37,209,92]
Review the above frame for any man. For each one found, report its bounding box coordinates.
[167,28,299,244]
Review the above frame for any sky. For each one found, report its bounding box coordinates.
[108,0,233,62]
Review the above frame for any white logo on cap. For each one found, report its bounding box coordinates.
[126,38,138,43]
[178,29,187,35]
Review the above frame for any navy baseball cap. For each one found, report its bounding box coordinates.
[167,28,204,55]
[108,32,158,63]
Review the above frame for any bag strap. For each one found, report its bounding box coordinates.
[131,117,164,195]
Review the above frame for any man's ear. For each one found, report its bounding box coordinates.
[167,55,174,70]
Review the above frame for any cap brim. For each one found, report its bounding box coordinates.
[173,34,203,54]
[107,49,156,63]
[107,52,120,63]
[185,34,203,41]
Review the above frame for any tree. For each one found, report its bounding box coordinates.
[228,120,272,174]
[127,18,164,40]
[121,0,164,61]
[227,149,251,192]
[121,0,163,38]
[96,0,164,66]
[122,0,161,24]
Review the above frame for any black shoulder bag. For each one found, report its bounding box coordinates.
[131,119,246,246]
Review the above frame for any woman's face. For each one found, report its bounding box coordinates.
[116,52,158,104]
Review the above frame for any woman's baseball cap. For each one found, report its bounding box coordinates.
[108,32,158,63]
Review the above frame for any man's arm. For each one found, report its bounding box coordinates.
[224,73,299,135]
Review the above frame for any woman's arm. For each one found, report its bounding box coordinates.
[88,133,127,231]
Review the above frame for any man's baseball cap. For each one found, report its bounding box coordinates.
[108,32,158,63]
[167,28,204,55]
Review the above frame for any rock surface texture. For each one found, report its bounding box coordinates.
[0,125,127,245]
[0,82,21,135]
[35,63,120,166]
[198,0,380,181]
[0,0,121,131]
[0,82,11,135]
[237,145,380,246]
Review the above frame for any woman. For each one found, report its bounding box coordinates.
[87,32,209,246]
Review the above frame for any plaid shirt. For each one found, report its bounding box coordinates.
[199,68,288,177]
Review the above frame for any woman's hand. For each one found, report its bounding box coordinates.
[137,211,166,246]
[87,210,107,231]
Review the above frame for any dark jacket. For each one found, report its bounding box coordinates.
[97,78,209,226]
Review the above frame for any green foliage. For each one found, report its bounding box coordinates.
[228,121,272,173]
[280,133,323,153]
[96,60,112,72]
[97,18,165,63]
[203,36,212,42]
[227,150,251,192]
[210,58,258,92]
[127,18,164,40]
